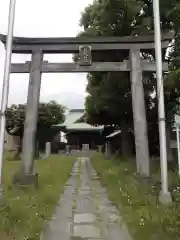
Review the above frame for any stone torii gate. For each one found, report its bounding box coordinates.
[0,33,171,184]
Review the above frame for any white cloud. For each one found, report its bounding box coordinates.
[0,0,93,108]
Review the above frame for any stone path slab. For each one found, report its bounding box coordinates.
[74,213,96,224]
[41,157,132,240]
[74,225,100,238]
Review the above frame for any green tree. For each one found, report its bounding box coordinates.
[78,0,180,157]
[78,0,153,156]
[6,101,65,155]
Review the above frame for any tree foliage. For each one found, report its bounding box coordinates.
[6,101,65,138]
[76,0,180,156]
[78,0,180,126]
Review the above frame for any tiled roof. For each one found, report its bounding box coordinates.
[106,130,121,138]
[55,109,84,127]
[54,109,103,131]
[67,123,103,131]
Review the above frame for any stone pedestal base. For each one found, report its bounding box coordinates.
[133,173,152,184]
[159,190,172,205]
[12,172,38,188]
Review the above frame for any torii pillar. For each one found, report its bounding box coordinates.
[16,50,43,184]
[130,49,150,176]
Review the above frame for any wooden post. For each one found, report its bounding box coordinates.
[21,50,43,175]
[130,49,150,176]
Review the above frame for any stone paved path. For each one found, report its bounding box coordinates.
[41,157,132,240]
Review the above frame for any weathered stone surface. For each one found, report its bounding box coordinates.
[41,220,71,240]
[66,178,77,186]
[74,213,96,224]
[12,171,38,187]
[92,176,100,180]
[75,198,96,213]
[108,214,120,223]
[54,202,73,219]
[41,162,78,240]
[107,223,132,240]
[41,158,132,240]
[73,225,100,238]
[78,190,91,196]
[21,50,43,176]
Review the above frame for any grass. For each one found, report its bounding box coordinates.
[92,153,180,240]
[0,154,75,240]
